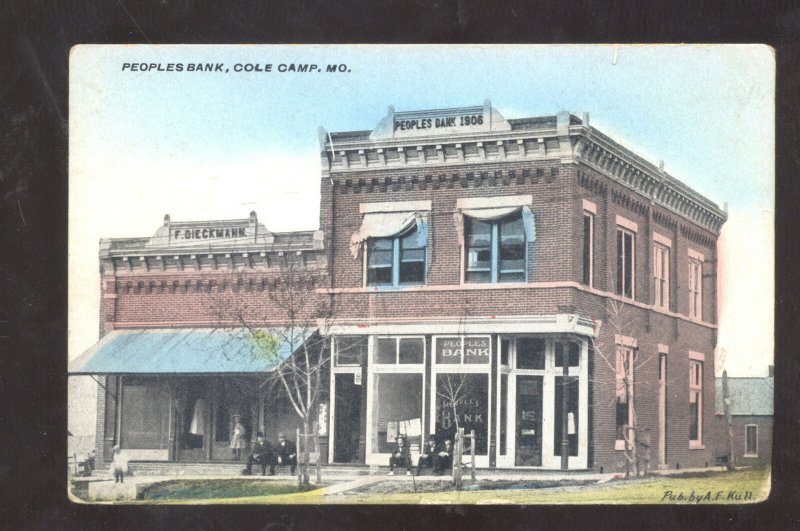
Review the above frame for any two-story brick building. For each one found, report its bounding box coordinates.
[71,101,727,473]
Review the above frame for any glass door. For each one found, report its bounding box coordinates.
[515,376,543,466]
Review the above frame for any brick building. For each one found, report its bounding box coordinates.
[71,102,727,473]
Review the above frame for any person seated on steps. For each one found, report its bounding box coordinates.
[243,432,275,476]
[387,435,412,476]
[275,432,297,475]
[434,439,453,476]
[416,437,439,476]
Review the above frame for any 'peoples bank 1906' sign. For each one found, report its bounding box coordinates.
[435,336,491,364]
[368,102,512,141]
[394,113,484,133]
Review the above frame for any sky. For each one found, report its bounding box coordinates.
[68,44,774,437]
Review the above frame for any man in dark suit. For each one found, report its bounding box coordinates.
[244,431,275,476]
[416,437,438,475]
[434,438,453,475]
[275,432,297,474]
[387,435,412,476]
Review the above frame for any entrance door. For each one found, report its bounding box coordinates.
[515,376,543,466]
[176,379,208,461]
[210,379,257,462]
[333,373,362,462]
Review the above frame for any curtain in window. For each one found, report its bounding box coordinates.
[453,206,535,244]
[349,212,428,258]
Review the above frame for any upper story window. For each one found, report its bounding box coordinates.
[465,211,526,283]
[583,212,594,286]
[455,195,535,285]
[615,215,638,299]
[616,228,635,299]
[350,201,431,288]
[582,200,596,287]
[367,224,426,286]
[688,250,704,319]
[653,242,670,310]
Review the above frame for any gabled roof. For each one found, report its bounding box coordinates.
[715,377,774,416]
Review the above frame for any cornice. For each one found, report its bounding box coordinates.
[321,121,726,234]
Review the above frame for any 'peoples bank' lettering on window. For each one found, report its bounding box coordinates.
[174,227,248,240]
[435,336,490,364]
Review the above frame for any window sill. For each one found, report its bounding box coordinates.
[743,453,758,458]
[364,284,426,291]
[689,442,705,450]
[614,440,626,451]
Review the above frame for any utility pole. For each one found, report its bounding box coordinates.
[560,347,569,470]
[722,370,735,470]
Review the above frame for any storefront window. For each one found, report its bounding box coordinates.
[554,342,580,369]
[375,337,397,364]
[516,337,545,369]
[335,336,367,366]
[120,376,170,449]
[435,373,489,454]
[371,373,423,453]
[432,336,491,457]
[375,337,424,365]
[553,376,579,456]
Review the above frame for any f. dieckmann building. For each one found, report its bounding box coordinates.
[70,101,727,473]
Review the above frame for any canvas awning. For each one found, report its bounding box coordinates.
[453,205,535,244]
[349,211,428,258]
[68,327,317,375]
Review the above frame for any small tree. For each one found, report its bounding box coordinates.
[590,299,658,477]
[210,255,334,486]
[435,373,476,487]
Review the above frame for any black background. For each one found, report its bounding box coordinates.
[1,1,799,528]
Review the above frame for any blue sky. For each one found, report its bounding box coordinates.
[69,45,774,434]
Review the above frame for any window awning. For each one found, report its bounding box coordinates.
[453,205,535,244]
[349,211,428,258]
[68,327,317,375]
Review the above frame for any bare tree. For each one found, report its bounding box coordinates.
[209,255,334,486]
[435,372,478,488]
[590,299,658,477]
[436,373,476,441]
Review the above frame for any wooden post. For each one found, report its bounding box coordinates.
[470,429,476,481]
[560,355,569,470]
[313,421,321,484]
[296,428,301,488]
[454,427,464,491]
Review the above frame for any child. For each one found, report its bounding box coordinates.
[110,445,128,483]
[230,414,246,461]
